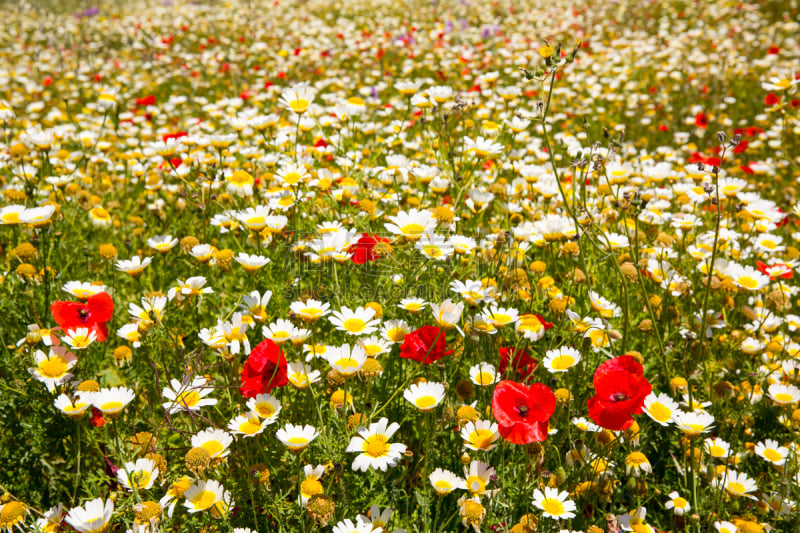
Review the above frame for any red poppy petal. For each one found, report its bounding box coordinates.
[88,292,115,323]
[498,419,549,444]
[51,301,86,329]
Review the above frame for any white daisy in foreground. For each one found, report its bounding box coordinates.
[192,428,234,461]
[768,382,800,405]
[228,411,268,438]
[712,470,758,499]
[329,306,380,336]
[287,361,321,389]
[276,424,319,453]
[673,410,715,436]
[184,479,232,517]
[532,487,576,519]
[404,381,446,412]
[325,344,369,376]
[161,376,217,414]
[469,363,499,386]
[65,498,114,533]
[61,328,97,350]
[299,464,326,507]
[641,392,680,426]
[665,491,690,515]
[430,468,467,495]
[90,387,135,417]
[460,420,500,452]
[117,458,159,492]
[754,439,789,466]
[347,417,407,471]
[542,346,582,373]
[245,393,282,423]
[115,255,152,276]
[28,346,77,393]
[62,281,107,300]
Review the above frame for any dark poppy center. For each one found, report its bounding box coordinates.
[514,402,530,418]
[610,391,629,402]
[78,308,90,323]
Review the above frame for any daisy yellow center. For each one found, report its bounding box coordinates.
[551,355,575,371]
[672,497,688,508]
[434,480,452,491]
[476,371,494,385]
[101,401,123,412]
[176,390,201,408]
[301,477,323,497]
[467,476,486,494]
[387,328,406,342]
[708,445,726,457]
[363,434,390,458]
[462,501,484,522]
[490,313,512,325]
[423,246,442,257]
[400,223,425,235]
[201,441,223,457]
[239,420,262,434]
[71,335,92,348]
[1,213,20,223]
[627,452,647,466]
[415,395,437,410]
[129,470,152,489]
[775,79,791,89]
[763,448,783,462]
[64,402,87,414]
[541,498,565,516]
[289,99,309,113]
[191,490,217,510]
[737,276,759,290]
[303,308,322,318]
[256,403,276,418]
[774,392,794,403]
[336,358,360,370]
[230,171,252,185]
[288,437,309,447]
[246,216,265,227]
[684,423,706,434]
[363,345,382,356]
[272,330,290,339]
[727,481,746,495]
[343,318,366,333]
[39,358,68,378]
[648,402,672,423]
[469,429,495,450]
[282,172,302,184]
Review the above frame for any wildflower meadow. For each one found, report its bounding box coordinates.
[1,0,800,532]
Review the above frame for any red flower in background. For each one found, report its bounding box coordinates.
[587,355,651,431]
[51,292,114,342]
[498,347,538,380]
[757,260,793,280]
[400,326,451,364]
[349,233,390,265]
[240,339,288,398]
[492,380,556,444]
[694,112,708,128]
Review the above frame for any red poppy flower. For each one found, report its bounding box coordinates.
[90,407,106,428]
[586,355,651,431]
[349,233,390,265]
[492,380,556,444]
[498,347,538,380]
[240,339,288,398]
[694,112,708,128]
[400,325,451,364]
[50,292,114,342]
[756,260,793,280]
